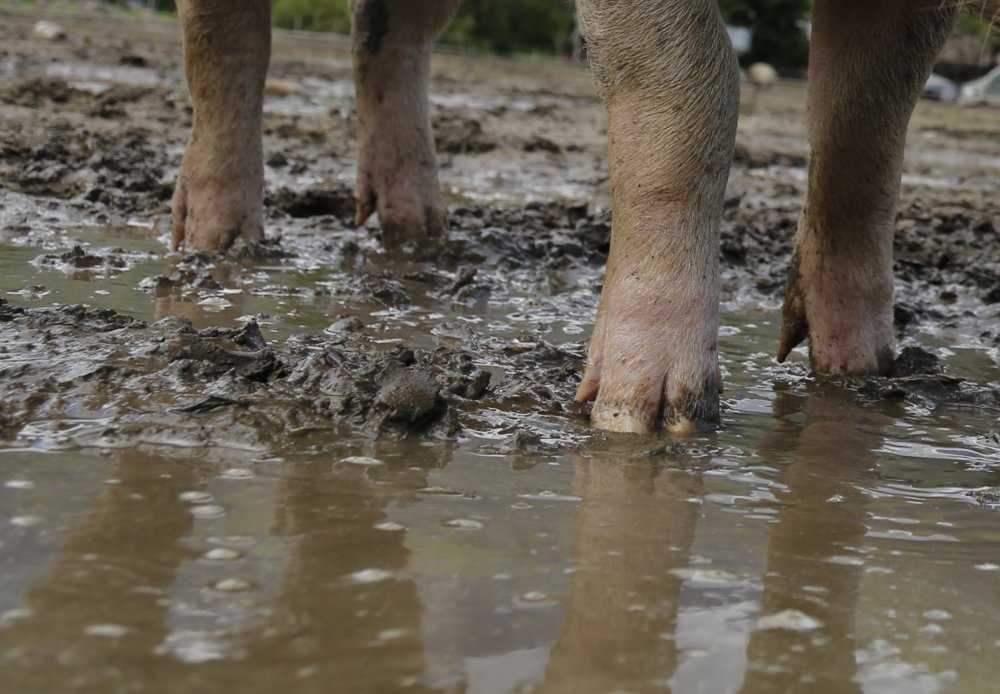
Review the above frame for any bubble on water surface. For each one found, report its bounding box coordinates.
[443,518,484,530]
[178,491,214,504]
[85,623,129,638]
[419,486,463,495]
[197,296,232,309]
[922,609,952,621]
[373,521,406,532]
[376,628,408,642]
[190,504,227,519]
[513,591,560,609]
[341,456,384,466]
[1,607,34,626]
[211,578,253,592]
[669,568,743,587]
[162,630,231,664]
[348,569,394,584]
[518,491,580,502]
[865,566,893,575]
[202,548,243,562]
[757,609,823,631]
[4,480,35,490]
[10,515,42,527]
[825,555,865,566]
[221,468,255,479]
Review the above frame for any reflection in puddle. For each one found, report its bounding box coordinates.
[3,372,1000,691]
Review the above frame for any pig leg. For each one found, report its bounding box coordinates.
[171,0,270,251]
[573,0,739,433]
[350,0,460,248]
[778,0,958,373]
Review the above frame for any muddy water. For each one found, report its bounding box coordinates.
[3,7,1000,693]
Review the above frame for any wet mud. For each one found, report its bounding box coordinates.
[3,7,1000,693]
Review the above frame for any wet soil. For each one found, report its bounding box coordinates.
[1,7,999,447]
[2,6,1000,693]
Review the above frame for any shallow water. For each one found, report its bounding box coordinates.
[3,220,1000,693]
[3,8,1000,692]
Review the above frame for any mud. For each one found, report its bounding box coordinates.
[0,294,583,445]
[1,6,999,441]
[3,7,1000,693]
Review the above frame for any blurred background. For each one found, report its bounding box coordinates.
[63,0,1000,81]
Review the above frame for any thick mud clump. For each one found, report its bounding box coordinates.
[0,296,586,448]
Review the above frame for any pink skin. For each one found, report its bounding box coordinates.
[166,0,979,434]
[778,0,959,374]
[573,0,738,434]
[349,0,459,249]
[171,0,270,252]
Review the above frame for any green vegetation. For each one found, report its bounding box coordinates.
[439,0,576,56]
[272,0,349,33]
[719,0,811,68]
[79,0,999,71]
[271,0,576,55]
[270,0,815,64]
[958,13,1000,52]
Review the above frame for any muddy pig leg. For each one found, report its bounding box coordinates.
[573,0,739,434]
[171,0,270,252]
[778,0,957,373]
[350,0,460,249]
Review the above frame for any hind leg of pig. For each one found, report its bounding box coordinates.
[172,0,270,252]
[778,0,958,374]
[350,0,460,250]
[573,0,739,434]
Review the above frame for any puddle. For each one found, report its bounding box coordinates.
[2,7,1000,693]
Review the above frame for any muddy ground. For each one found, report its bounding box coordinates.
[1,6,1000,452]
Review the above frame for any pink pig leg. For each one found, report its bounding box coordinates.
[350,0,460,249]
[779,0,958,373]
[171,0,270,251]
[574,0,739,434]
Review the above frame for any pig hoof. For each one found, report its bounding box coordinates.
[575,339,722,435]
[589,400,716,435]
[354,174,447,248]
[171,170,264,252]
[778,263,894,375]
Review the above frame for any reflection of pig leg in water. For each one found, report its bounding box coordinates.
[0,452,201,691]
[740,388,887,692]
[223,454,432,687]
[540,458,704,692]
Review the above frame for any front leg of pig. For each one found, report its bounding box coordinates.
[778,0,958,373]
[172,0,270,252]
[573,0,739,434]
[350,0,460,250]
